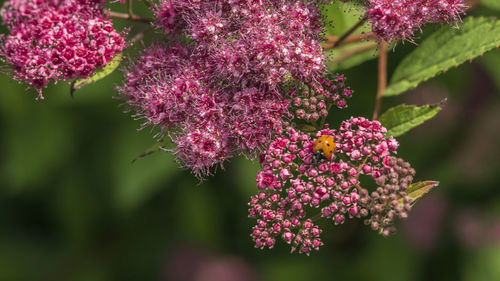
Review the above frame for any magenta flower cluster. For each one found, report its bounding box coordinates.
[0,0,125,98]
[120,44,291,177]
[120,0,330,177]
[153,0,325,86]
[248,117,415,254]
[363,0,467,42]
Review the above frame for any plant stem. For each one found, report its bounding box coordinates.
[311,213,323,222]
[324,32,376,48]
[372,39,387,120]
[128,26,154,46]
[329,41,377,63]
[106,10,151,23]
[131,140,163,163]
[330,16,368,49]
[127,0,134,17]
[142,0,153,7]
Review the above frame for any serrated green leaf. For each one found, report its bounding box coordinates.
[383,17,500,96]
[482,0,500,11]
[379,103,443,137]
[400,181,439,204]
[71,53,123,94]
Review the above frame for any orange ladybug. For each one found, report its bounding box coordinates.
[313,135,335,162]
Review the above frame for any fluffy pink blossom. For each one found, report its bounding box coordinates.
[249,118,415,253]
[0,0,125,98]
[154,0,325,87]
[119,44,290,177]
[121,0,331,176]
[366,0,467,42]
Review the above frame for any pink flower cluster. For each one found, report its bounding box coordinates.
[121,0,333,176]
[119,44,291,177]
[248,117,415,254]
[154,0,325,87]
[0,0,125,98]
[365,0,467,42]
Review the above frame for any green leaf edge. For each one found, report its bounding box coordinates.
[400,181,440,204]
[383,17,500,97]
[71,53,123,94]
[379,103,443,137]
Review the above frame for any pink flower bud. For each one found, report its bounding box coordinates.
[349,206,360,217]
[283,231,294,243]
[342,196,352,206]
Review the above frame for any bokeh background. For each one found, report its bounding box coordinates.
[1,1,499,281]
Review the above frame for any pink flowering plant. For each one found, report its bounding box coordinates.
[2,0,499,254]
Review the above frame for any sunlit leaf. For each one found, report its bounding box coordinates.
[384,17,500,96]
[379,102,443,137]
[402,181,439,204]
[70,53,123,95]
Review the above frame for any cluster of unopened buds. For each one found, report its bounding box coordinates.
[249,118,415,254]
[291,75,353,122]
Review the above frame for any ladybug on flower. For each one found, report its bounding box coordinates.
[312,135,335,162]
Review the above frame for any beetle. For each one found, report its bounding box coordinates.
[312,135,335,162]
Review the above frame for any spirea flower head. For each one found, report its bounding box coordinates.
[248,117,415,254]
[119,43,291,178]
[121,0,331,177]
[365,0,467,42]
[154,0,325,87]
[0,0,125,98]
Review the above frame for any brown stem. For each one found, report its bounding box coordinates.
[127,0,134,17]
[128,26,154,46]
[329,42,378,64]
[324,32,376,47]
[105,10,151,23]
[330,16,368,49]
[310,213,323,222]
[372,39,387,120]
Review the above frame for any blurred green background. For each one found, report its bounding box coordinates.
[1,1,500,281]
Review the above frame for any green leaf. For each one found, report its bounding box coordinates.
[383,17,500,96]
[70,53,123,95]
[400,181,439,204]
[482,0,500,11]
[379,102,443,137]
